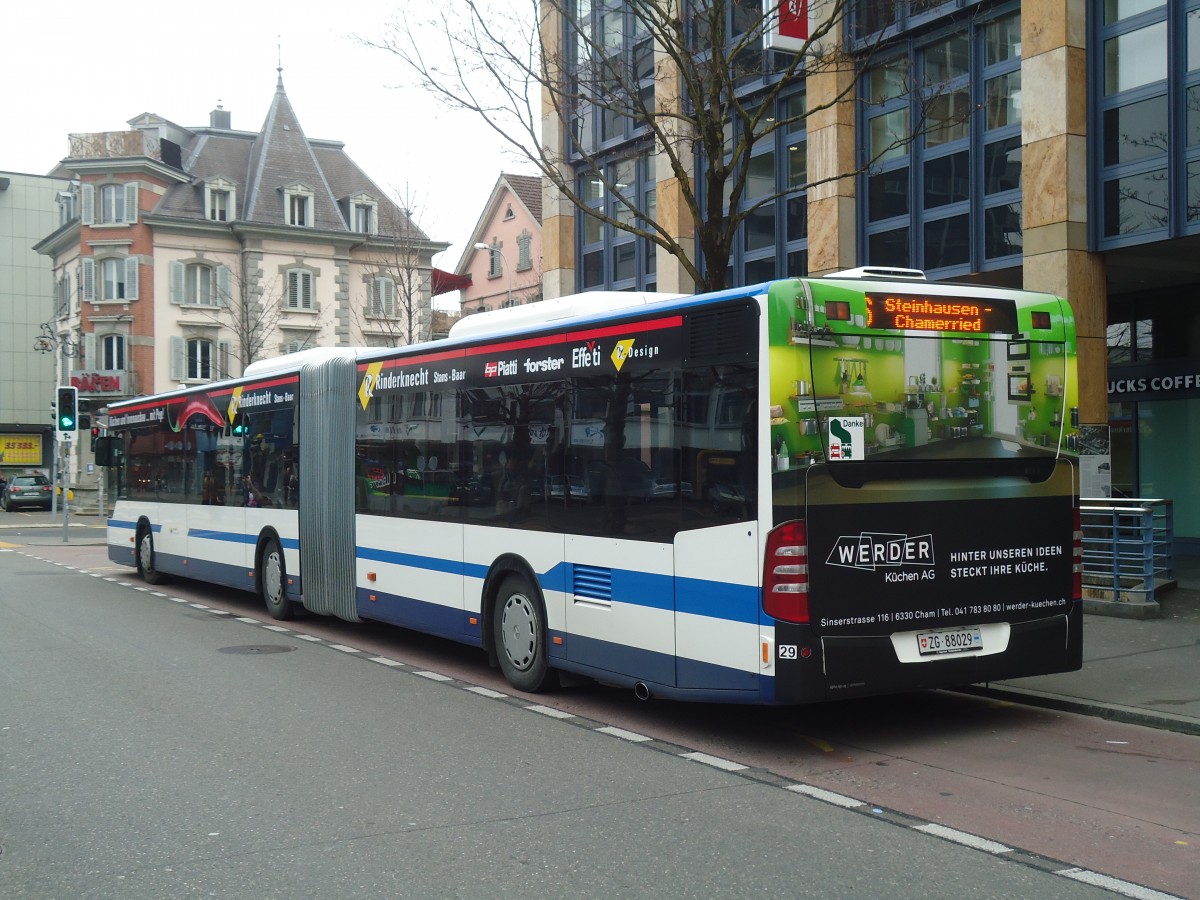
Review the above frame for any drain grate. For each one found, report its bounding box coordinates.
[217,645,296,655]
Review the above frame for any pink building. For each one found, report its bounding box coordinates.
[455,173,542,314]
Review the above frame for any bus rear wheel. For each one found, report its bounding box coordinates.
[494,575,555,693]
[136,525,166,585]
[260,537,293,620]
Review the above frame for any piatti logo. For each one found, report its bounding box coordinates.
[826,532,935,571]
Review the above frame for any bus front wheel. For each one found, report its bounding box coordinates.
[260,536,293,620]
[136,525,166,585]
[493,575,555,693]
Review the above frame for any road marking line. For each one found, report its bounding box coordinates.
[596,725,651,742]
[526,704,575,719]
[681,751,748,772]
[786,784,865,808]
[913,823,1011,854]
[415,670,452,682]
[369,656,405,667]
[329,643,360,653]
[1056,868,1183,900]
[294,634,323,642]
[466,686,507,699]
[262,625,290,632]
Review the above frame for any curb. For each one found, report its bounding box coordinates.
[959,684,1200,737]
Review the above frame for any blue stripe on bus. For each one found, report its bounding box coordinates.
[187,529,300,551]
[675,576,761,623]
[357,547,761,624]
[108,519,158,533]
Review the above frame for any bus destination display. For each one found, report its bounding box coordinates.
[864,292,1017,335]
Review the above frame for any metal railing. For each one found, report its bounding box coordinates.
[1080,498,1175,601]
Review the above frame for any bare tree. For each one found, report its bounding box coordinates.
[351,190,438,347]
[365,0,956,292]
[186,254,329,376]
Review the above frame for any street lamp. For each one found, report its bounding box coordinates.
[474,242,512,307]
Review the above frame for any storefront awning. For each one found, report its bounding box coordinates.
[431,268,472,296]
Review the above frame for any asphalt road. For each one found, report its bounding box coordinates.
[0,524,1193,898]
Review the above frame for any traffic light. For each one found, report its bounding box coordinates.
[56,386,78,433]
[91,426,101,452]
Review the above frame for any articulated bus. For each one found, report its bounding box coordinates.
[102,269,1082,703]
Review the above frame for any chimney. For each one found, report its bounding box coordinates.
[210,102,231,130]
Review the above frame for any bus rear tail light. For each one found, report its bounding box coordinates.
[1072,505,1083,601]
[764,520,809,624]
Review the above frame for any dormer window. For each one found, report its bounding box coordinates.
[348,193,378,234]
[282,184,314,228]
[204,179,237,222]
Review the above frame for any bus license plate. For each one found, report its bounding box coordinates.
[917,627,982,656]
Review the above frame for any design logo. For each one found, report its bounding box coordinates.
[359,362,383,409]
[227,387,243,424]
[611,339,635,372]
[826,532,935,571]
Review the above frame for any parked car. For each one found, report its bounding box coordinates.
[1,474,54,511]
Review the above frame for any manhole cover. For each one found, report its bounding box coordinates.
[218,645,296,655]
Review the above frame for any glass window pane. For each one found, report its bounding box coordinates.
[786,248,808,276]
[747,151,775,198]
[986,70,1021,129]
[583,249,604,287]
[744,206,775,252]
[867,60,909,104]
[925,88,971,147]
[1103,169,1169,236]
[868,167,909,221]
[787,195,808,241]
[855,1,898,38]
[613,242,636,281]
[1187,160,1200,222]
[870,110,910,161]
[782,93,806,121]
[1104,23,1167,94]
[985,13,1021,65]
[985,202,1023,259]
[583,213,603,244]
[1103,95,1168,164]
[925,35,969,83]
[1104,0,1164,25]
[868,227,910,267]
[787,140,807,188]
[984,137,1022,194]
[924,214,971,269]
[584,176,605,203]
[745,256,775,284]
[1190,10,1200,71]
[924,150,969,209]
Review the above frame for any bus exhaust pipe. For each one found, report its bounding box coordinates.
[633,682,651,701]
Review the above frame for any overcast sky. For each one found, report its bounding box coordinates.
[1,1,532,300]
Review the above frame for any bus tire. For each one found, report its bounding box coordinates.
[260,536,293,621]
[136,525,166,585]
[493,574,555,693]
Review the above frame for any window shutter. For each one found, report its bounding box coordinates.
[218,340,233,379]
[124,256,139,300]
[123,182,138,224]
[81,184,95,225]
[81,257,95,302]
[302,272,313,310]
[216,265,232,307]
[383,278,395,316]
[170,336,185,381]
[170,260,184,304]
[84,333,96,368]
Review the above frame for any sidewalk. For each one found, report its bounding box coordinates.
[971,556,1200,736]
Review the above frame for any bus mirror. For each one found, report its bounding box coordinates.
[94,435,119,467]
